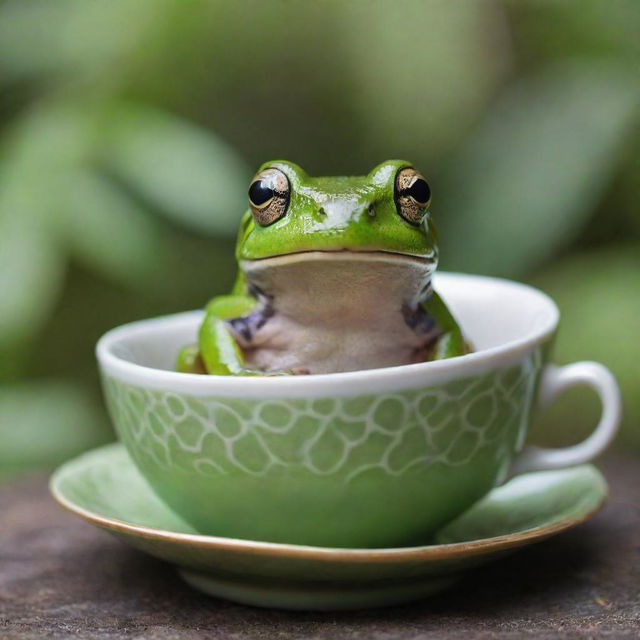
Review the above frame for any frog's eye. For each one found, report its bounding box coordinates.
[394,167,431,225]
[248,168,290,226]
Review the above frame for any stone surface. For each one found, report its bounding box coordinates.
[0,454,638,639]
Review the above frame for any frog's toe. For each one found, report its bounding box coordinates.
[260,367,309,376]
[177,345,207,374]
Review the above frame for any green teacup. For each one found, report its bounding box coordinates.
[97,273,620,548]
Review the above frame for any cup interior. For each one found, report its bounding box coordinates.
[99,273,558,377]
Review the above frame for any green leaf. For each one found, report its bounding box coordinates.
[512,0,640,62]
[104,103,250,235]
[530,245,640,450]
[62,170,169,289]
[339,2,507,164]
[0,380,110,481]
[2,101,96,174]
[0,213,65,362]
[438,61,640,277]
[0,101,96,372]
[0,0,167,82]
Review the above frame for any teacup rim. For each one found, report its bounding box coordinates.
[96,272,559,394]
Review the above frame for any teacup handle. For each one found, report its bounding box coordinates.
[511,362,622,475]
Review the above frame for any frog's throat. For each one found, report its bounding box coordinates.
[239,249,436,315]
[235,250,439,373]
[240,249,436,272]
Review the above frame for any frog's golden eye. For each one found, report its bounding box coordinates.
[394,167,431,225]
[248,168,290,226]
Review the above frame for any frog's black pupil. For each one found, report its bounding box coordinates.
[408,178,430,205]
[249,180,275,206]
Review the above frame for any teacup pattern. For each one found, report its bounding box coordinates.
[104,351,541,485]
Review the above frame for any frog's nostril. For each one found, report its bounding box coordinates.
[318,206,327,216]
[367,203,376,218]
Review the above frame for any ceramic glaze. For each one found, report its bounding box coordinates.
[97,274,621,547]
[104,354,539,545]
[50,443,608,611]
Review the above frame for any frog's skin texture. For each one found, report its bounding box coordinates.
[177,160,468,376]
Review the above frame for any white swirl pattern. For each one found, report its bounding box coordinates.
[104,352,541,483]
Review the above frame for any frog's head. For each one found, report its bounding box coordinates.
[237,159,438,273]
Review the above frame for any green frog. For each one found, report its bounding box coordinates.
[177,160,467,375]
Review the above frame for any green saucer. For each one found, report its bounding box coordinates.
[50,444,607,611]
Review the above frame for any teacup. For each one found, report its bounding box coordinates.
[97,273,621,548]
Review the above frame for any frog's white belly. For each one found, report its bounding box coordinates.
[245,317,427,374]
[237,252,438,374]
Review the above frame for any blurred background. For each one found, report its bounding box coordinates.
[0,0,638,481]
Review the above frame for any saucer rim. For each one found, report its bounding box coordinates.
[50,444,607,564]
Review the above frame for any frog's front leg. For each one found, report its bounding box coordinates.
[177,295,256,375]
[421,290,468,360]
[198,295,264,375]
[179,295,296,376]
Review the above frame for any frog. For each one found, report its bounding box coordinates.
[177,159,468,376]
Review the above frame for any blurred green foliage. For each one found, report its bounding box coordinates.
[0,0,638,479]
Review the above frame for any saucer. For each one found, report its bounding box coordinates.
[50,444,607,611]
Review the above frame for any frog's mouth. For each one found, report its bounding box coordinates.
[241,249,436,270]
